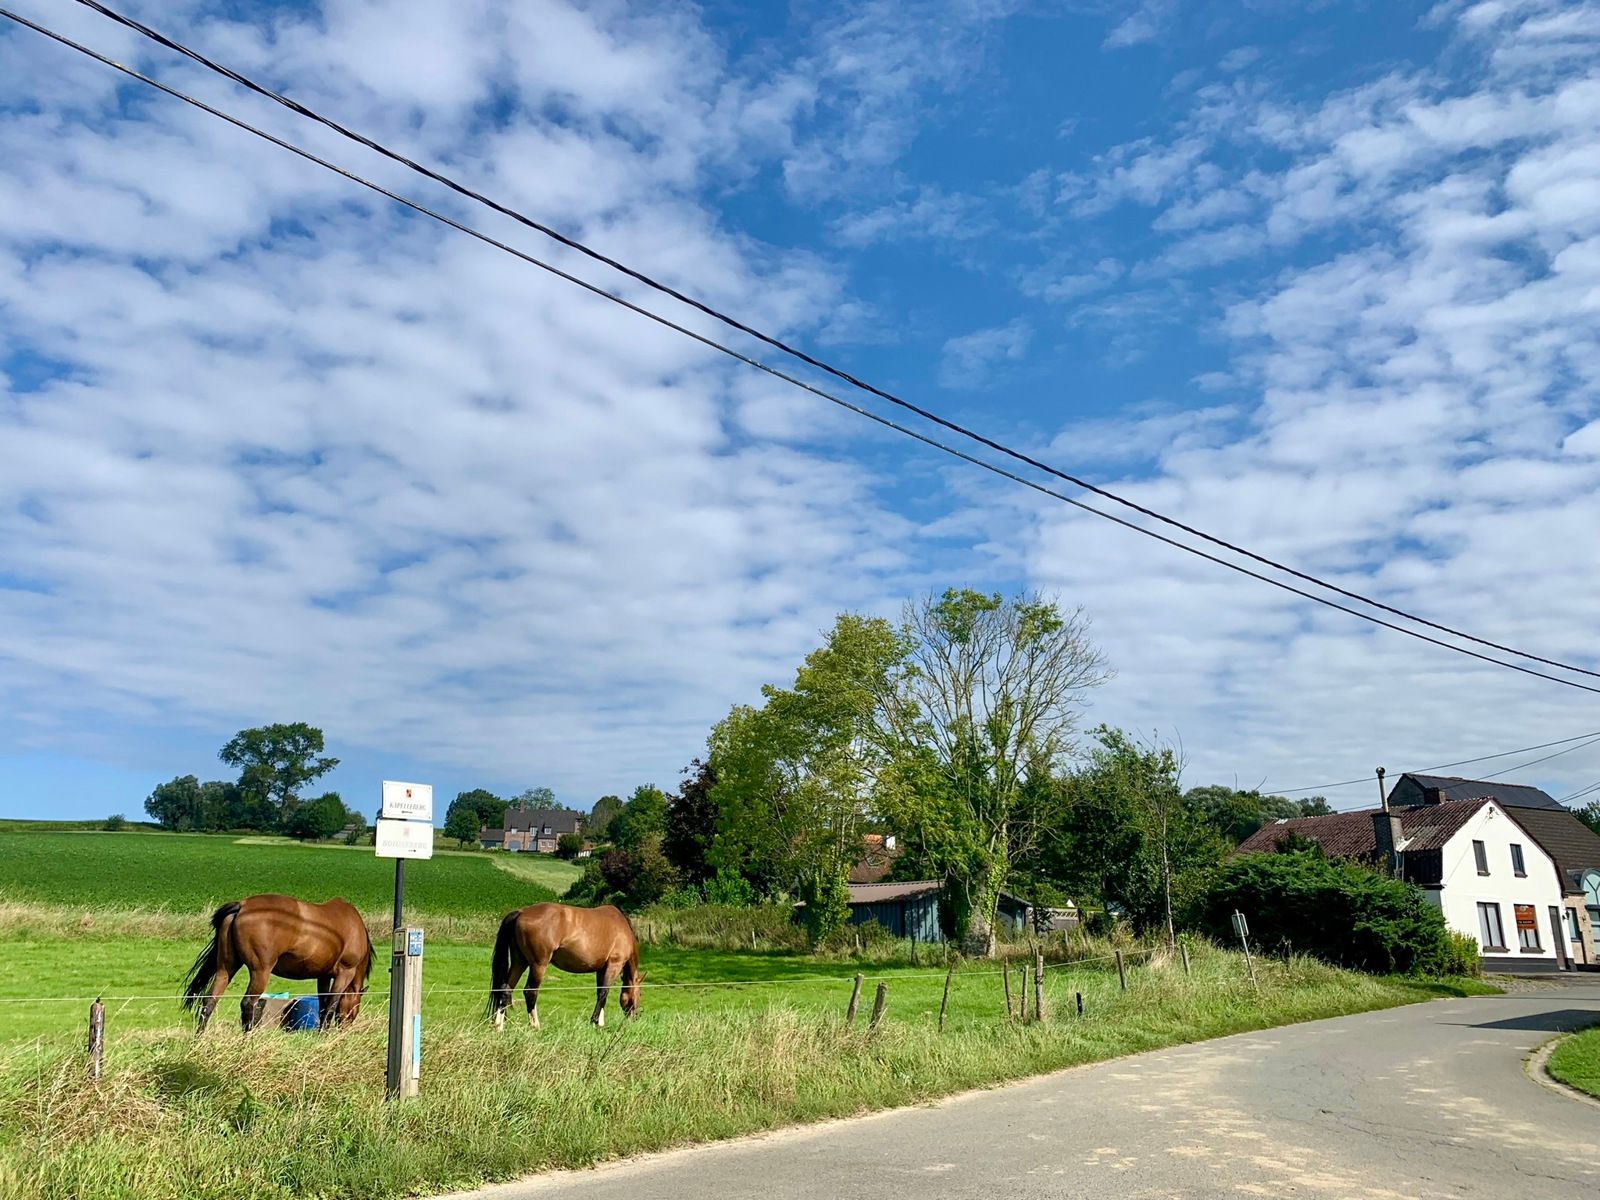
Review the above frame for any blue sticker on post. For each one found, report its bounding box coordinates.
[411,1013,421,1079]
[407,930,424,957]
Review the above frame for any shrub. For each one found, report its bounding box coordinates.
[554,833,583,860]
[1081,909,1116,939]
[1424,929,1481,977]
[103,814,127,831]
[1197,850,1457,975]
[703,867,757,907]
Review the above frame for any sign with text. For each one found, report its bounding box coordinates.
[375,817,434,860]
[381,780,433,823]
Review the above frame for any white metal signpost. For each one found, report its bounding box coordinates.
[377,781,432,1100]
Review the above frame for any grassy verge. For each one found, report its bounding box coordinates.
[1547,1027,1600,1099]
[0,940,1486,1200]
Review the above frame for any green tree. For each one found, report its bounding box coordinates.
[663,759,719,887]
[1185,785,1301,844]
[875,591,1111,954]
[588,794,624,841]
[1297,795,1334,816]
[283,792,348,841]
[103,813,127,831]
[610,784,668,852]
[710,613,907,942]
[144,775,241,832]
[1571,800,1600,837]
[555,832,584,860]
[454,788,508,831]
[1054,727,1226,938]
[444,802,483,848]
[218,723,338,830]
[512,786,563,811]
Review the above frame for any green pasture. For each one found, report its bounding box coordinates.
[0,830,579,918]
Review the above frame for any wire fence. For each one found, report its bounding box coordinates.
[0,948,1163,1007]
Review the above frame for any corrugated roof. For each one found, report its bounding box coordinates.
[1399,773,1561,810]
[846,880,942,903]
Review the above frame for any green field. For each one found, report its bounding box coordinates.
[0,828,1496,1200]
[1548,1027,1600,1099]
[0,830,579,919]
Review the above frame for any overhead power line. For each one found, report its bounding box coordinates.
[7,7,1600,698]
[1270,728,1600,797]
[1558,780,1600,806]
[52,0,1600,688]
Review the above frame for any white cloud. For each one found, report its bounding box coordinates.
[1104,0,1177,50]
[0,0,956,801]
[939,318,1032,388]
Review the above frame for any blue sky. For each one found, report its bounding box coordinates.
[1,0,1597,821]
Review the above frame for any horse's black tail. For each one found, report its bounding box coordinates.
[489,909,519,1017]
[182,901,241,1011]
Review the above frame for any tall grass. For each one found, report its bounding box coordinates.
[0,942,1484,1200]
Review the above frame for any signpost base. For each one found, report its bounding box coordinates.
[385,926,423,1100]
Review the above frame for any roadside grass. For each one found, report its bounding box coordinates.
[1547,1027,1600,1099]
[0,831,557,918]
[0,936,1487,1200]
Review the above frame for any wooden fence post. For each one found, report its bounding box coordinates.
[1115,949,1127,991]
[869,981,888,1029]
[1002,956,1014,1019]
[1179,940,1191,976]
[88,998,104,1081]
[1075,991,1083,1017]
[938,963,955,1032]
[846,974,863,1026]
[1033,947,1046,1022]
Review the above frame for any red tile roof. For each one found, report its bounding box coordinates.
[1237,800,1490,858]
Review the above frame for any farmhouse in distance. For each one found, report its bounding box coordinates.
[480,808,582,854]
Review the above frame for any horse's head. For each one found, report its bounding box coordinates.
[621,965,643,1017]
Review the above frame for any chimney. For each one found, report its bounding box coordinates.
[1422,786,1445,805]
[1371,810,1405,875]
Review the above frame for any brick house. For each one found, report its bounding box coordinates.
[482,808,582,853]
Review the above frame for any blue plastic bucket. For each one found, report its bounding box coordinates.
[283,995,321,1032]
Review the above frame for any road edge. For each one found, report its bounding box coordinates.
[1525,1032,1600,1112]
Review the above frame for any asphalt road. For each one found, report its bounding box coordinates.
[460,979,1600,1200]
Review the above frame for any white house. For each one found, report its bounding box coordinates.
[1240,796,1572,972]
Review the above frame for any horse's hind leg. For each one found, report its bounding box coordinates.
[240,966,271,1032]
[525,960,547,1030]
[494,951,526,1033]
[592,961,621,1028]
[197,964,234,1035]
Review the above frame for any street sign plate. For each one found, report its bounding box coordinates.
[375,817,434,860]
[381,780,433,822]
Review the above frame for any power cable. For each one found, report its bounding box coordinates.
[1269,728,1600,797]
[58,0,1600,688]
[6,7,1600,697]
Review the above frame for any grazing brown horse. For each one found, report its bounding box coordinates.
[182,894,374,1033]
[490,902,640,1029]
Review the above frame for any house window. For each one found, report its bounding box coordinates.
[1566,908,1582,942]
[1510,844,1526,877]
[1477,902,1506,951]
[1514,904,1539,951]
[1472,840,1489,875]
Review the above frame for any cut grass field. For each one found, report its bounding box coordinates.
[1547,1027,1600,1099]
[0,830,579,918]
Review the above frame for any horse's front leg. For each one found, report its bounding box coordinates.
[317,976,335,1030]
[591,961,621,1027]
[525,960,547,1030]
